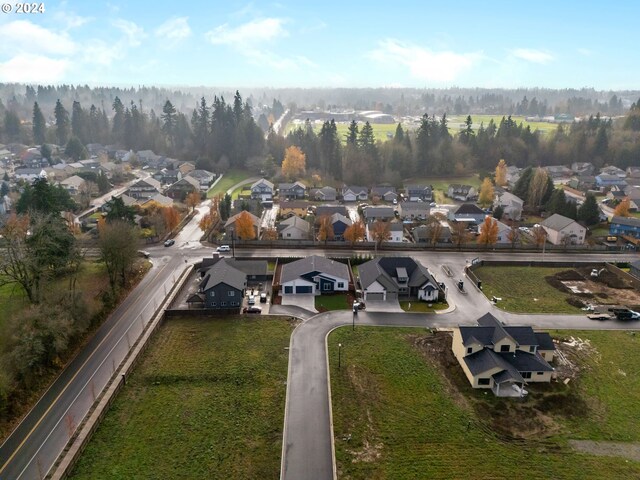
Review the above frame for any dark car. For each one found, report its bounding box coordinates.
[243,306,262,314]
[260,292,268,303]
[164,239,175,247]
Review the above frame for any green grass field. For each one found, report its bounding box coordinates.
[206,169,254,198]
[473,266,582,313]
[69,316,293,480]
[399,300,449,312]
[448,114,560,136]
[286,121,400,143]
[329,327,640,479]
[315,294,350,311]
[409,174,481,191]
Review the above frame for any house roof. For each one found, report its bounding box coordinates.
[142,193,173,206]
[610,216,640,228]
[280,200,309,210]
[495,191,523,206]
[134,177,162,190]
[279,181,306,190]
[278,215,310,232]
[389,222,403,232]
[187,169,214,179]
[330,212,352,226]
[455,203,485,215]
[15,167,46,175]
[281,255,350,283]
[343,185,368,195]
[534,332,555,351]
[541,213,579,231]
[363,206,395,219]
[400,201,430,213]
[359,257,439,292]
[225,259,268,277]
[252,178,274,190]
[406,184,432,192]
[311,186,337,198]
[60,175,85,188]
[200,258,246,292]
[449,184,474,193]
[224,211,260,228]
[371,186,397,196]
[316,205,347,217]
[169,176,200,190]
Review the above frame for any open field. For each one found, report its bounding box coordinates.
[473,266,584,313]
[69,316,293,480]
[286,120,400,143]
[316,293,351,312]
[206,169,254,198]
[409,174,481,192]
[329,327,640,479]
[448,114,561,136]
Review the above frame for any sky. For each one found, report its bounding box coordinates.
[0,0,637,90]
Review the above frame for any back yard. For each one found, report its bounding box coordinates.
[69,316,294,480]
[329,327,640,479]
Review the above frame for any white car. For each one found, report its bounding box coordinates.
[248,295,256,305]
[216,245,231,252]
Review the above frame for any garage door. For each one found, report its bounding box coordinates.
[365,292,384,301]
[386,292,398,301]
[296,286,313,294]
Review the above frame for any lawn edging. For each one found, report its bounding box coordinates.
[50,264,193,480]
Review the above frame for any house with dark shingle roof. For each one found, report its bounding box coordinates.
[358,257,442,302]
[280,255,350,295]
[198,258,247,310]
[342,185,368,202]
[362,206,395,223]
[310,186,337,202]
[452,313,555,396]
[405,184,433,202]
[278,181,306,200]
[370,186,398,202]
[610,215,640,239]
[454,203,485,224]
[540,213,585,245]
[447,184,477,201]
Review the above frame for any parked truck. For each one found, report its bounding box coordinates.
[608,308,640,320]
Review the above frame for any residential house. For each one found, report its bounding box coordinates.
[199,257,268,287]
[141,193,174,207]
[278,181,307,200]
[570,162,595,175]
[544,165,573,180]
[99,161,120,178]
[136,150,161,164]
[329,212,352,240]
[600,165,627,178]
[626,166,640,179]
[454,203,486,224]
[278,216,311,240]
[126,177,162,200]
[165,176,200,200]
[366,221,403,242]
[198,259,247,310]
[405,185,433,202]
[280,201,310,218]
[59,175,86,196]
[370,186,398,202]
[506,166,523,186]
[280,255,350,295]
[540,213,586,245]
[15,167,47,182]
[478,217,511,244]
[315,204,348,218]
[630,260,640,280]
[250,178,274,201]
[310,186,337,202]
[452,313,555,396]
[412,223,452,244]
[609,216,640,239]
[86,143,107,157]
[178,162,196,175]
[154,169,182,185]
[596,174,627,189]
[447,184,477,201]
[398,201,430,221]
[494,191,524,221]
[224,211,261,238]
[186,169,216,191]
[363,206,395,223]
[358,257,442,302]
[342,185,368,202]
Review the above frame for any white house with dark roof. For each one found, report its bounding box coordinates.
[251,178,274,201]
[371,186,398,202]
[186,169,215,191]
[310,186,337,202]
[126,177,162,199]
[540,213,585,245]
[447,184,477,201]
[342,185,368,202]
[280,255,350,295]
[397,201,430,220]
[493,191,524,221]
[278,216,311,240]
[452,313,555,396]
[362,206,395,223]
[454,203,486,224]
[366,221,403,242]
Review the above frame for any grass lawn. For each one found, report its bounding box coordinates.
[399,300,449,313]
[473,266,582,313]
[590,226,610,237]
[286,120,400,144]
[206,169,253,198]
[329,327,640,479]
[316,294,350,311]
[409,174,481,191]
[449,114,560,136]
[69,316,293,480]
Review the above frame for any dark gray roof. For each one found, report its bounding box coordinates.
[541,213,578,231]
[187,169,214,179]
[463,313,554,351]
[200,259,246,292]
[611,216,640,228]
[493,369,523,385]
[371,186,397,196]
[358,259,397,292]
[359,257,439,292]
[225,259,268,277]
[455,203,485,215]
[501,351,554,372]
[363,206,395,219]
[534,332,556,351]
[281,255,350,283]
[631,259,640,270]
[315,205,347,217]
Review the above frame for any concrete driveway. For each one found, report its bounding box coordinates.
[281,294,318,313]
[364,299,404,312]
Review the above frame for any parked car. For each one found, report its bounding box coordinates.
[164,239,175,247]
[243,306,262,314]
[248,295,256,305]
[217,245,231,252]
[353,300,366,311]
[138,250,150,258]
[260,292,268,303]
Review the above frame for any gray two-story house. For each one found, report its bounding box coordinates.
[199,259,247,310]
[279,181,307,200]
[251,178,275,201]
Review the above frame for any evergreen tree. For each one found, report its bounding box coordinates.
[161,100,177,150]
[3,110,21,142]
[346,120,358,145]
[112,97,125,145]
[577,194,600,226]
[54,99,70,146]
[32,102,46,145]
[65,136,88,160]
[71,101,88,144]
[513,167,533,200]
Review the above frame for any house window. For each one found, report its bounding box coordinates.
[522,372,532,379]
[466,347,473,354]
[231,301,238,306]
[529,346,536,353]
[478,378,490,386]
[323,283,331,291]
[286,233,291,238]
[500,345,510,352]
[211,302,216,306]
[536,372,545,375]
[209,291,215,297]
[337,282,344,288]
[221,301,227,307]
[228,291,235,297]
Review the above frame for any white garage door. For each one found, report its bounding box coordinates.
[365,292,385,301]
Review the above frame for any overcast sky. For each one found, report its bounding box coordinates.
[0,0,636,89]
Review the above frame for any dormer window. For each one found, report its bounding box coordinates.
[500,344,510,352]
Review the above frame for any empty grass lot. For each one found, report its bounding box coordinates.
[69,316,294,480]
[206,169,253,198]
[315,294,350,311]
[329,327,640,479]
[473,266,582,313]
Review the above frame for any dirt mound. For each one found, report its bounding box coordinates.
[555,270,584,281]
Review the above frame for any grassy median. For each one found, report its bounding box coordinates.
[329,327,640,479]
[70,316,294,480]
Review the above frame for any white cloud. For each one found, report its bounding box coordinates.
[0,20,76,56]
[511,48,554,64]
[81,39,124,67]
[368,39,481,83]
[111,19,146,47]
[206,18,287,46]
[155,17,192,42]
[0,53,70,83]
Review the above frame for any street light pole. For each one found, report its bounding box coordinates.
[338,343,342,369]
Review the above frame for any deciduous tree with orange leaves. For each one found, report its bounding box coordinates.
[478,216,499,247]
[370,220,391,248]
[162,206,180,232]
[495,159,508,186]
[344,220,365,245]
[186,191,201,213]
[317,214,334,243]
[281,146,306,181]
[235,211,256,240]
[614,197,631,217]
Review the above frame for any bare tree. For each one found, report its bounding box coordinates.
[507,224,521,248]
[98,220,140,294]
[451,222,470,249]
